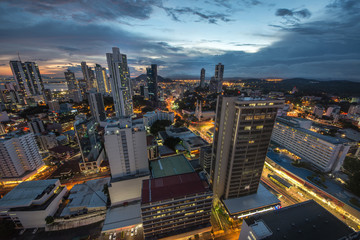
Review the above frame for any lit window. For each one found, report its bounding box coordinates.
[249,140,255,144]
[256,125,263,130]
[244,126,251,130]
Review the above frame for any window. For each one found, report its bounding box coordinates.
[249,140,255,144]
[256,125,263,130]
[244,126,251,130]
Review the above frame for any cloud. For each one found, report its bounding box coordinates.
[1,0,162,23]
[275,8,311,25]
[162,6,232,24]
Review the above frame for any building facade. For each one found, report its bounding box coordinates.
[95,64,111,94]
[9,61,44,97]
[104,118,148,178]
[211,96,283,200]
[0,132,44,179]
[141,172,213,239]
[200,68,205,88]
[271,117,350,172]
[143,110,175,127]
[106,47,133,117]
[74,117,103,173]
[147,64,158,102]
[64,70,82,103]
[0,179,67,229]
[88,92,106,123]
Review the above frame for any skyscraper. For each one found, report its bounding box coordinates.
[81,61,96,91]
[210,63,224,93]
[147,64,158,102]
[211,96,283,199]
[106,47,133,117]
[200,68,205,88]
[64,70,82,103]
[95,64,111,94]
[0,132,44,178]
[9,61,44,97]
[88,92,106,123]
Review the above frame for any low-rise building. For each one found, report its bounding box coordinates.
[0,179,67,229]
[272,117,350,172]
[239,200,355,240]
[60,178,110,217]
[143,110,174,127]
[141,172,212,239]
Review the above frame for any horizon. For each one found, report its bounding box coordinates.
[0,0,359,81]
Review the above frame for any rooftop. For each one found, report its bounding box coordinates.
[61,177,110,217]
[0,179,58,209]
[223,183,280,215]
[102,202,142,232]
[141,172,210,204]
[277,117,348,145]
[150,154,194,178]
[244,200,354,240]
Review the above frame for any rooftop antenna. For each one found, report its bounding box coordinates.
[17,52,22,62]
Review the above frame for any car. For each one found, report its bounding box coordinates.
[19,229,26,235]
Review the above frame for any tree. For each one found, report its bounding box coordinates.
[0,220,15,238]
[164,137,181,150]
[150,120,172,135]
[45,216,54,224]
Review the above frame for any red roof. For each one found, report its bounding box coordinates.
[141,172,209,204]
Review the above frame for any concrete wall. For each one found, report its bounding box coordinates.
[11,187,67,229]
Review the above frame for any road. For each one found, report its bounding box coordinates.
[263,161,360,231]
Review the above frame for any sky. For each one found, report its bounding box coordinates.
[0,0,359,81]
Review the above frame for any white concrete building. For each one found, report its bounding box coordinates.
[325,105,340,118]
[104,118,149,178]
[143,110,174,127]
[313,105,325,118]
[0,132,44,179]
[0,179,67,229]
[272,117,350,172]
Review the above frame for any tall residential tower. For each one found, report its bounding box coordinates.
[106,47,133,117]
[200,68,205,88]
[9,61,44,97]
[147,64,158,103]
[211,96,283,199]
[64,70,82,103]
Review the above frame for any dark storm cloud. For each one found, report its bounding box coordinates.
[162,7,232,24]
[275,8,311,24]
[2,0,161,22]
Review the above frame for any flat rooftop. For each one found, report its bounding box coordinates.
[150,154,194,178]
[61,177,110,217]
[223,183,280,215]
[0,179,58,209]
[102,202,142,232]
[142,172,209,204]
[245,200,354,240]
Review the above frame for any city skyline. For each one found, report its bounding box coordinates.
[0,0,359,81]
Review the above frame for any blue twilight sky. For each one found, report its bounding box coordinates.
[0,0,359,80]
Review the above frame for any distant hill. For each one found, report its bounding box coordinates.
[242,78,360,96]
[132,74,172,83]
